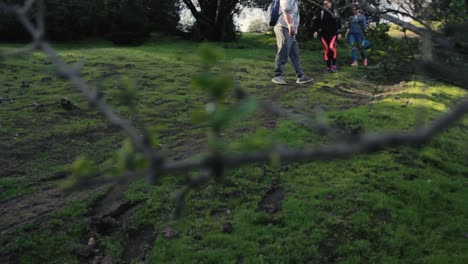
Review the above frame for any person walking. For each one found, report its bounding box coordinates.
[272,0,313,85]
[313,0,342,73]
[345,5,367,66]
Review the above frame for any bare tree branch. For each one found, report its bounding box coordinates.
[375,7,432,30]
[1,0,467,198]
[162,98,468,173]
[363,4,459,52]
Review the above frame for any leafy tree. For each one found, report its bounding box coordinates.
[181,0,270,41]
[247,18,270,33]
[0,0,31,41]
[42,0,109,40]
[152,0,182,34]
[0,0,181,41]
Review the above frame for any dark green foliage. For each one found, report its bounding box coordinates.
[43,0,109,41]
[298,0,321,40]
[107,32,149,46]
[0,0,181,42]
[149,0,183,35]
[420,0,467,24]
[0,0,31,42]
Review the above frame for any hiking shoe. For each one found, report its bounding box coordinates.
[272,76,286,85]
[324,67,331,73]
[350,61,358,66]
[363,59,368,66]
[296,75,313,84]
[331,65,338,72]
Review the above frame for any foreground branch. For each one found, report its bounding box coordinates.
[162,98,468,173]
[1,0,467,190]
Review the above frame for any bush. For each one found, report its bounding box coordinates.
[367,23,391,50]
[106,32,150,46]
[248,19,270,33]
[0,0,180,42]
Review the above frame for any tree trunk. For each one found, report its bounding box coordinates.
[182,0,238,41]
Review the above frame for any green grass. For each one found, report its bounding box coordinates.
[1,33,467,263]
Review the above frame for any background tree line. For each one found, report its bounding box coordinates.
[0,0,181,41]
[0,0,466,43]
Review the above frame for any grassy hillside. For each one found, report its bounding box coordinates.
[0,33,467,263]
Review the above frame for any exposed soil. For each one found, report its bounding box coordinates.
[258,187,285,214]
[0,185,109,235]
[320,84,371,110]
[121,225,156,263]
[255,164,286,214]
[84,174,160,264]
[318,222,353,263]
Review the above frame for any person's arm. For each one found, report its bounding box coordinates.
[344,19,350,39]
[284,12,296,36]
[313,11,321,38]
[281,0,296,36]
[336,10,342,39]
[361,15,367,34]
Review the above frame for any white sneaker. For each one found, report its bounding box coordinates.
[272,76,287,85]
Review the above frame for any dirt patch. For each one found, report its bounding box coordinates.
[262,115,277,129]
[84,175,160,263]
[0,185,109,235]
[321,84,370,98]
[320,84,371,109]
[2,124,120,165]
[121,225,156,263]
[169,132,208,161]
[319,222,353,263]
[372,208,392,225]
[258,187,285,214]
[371,81,410,100]
[87,174,141,234]
[89,62,119,70]
[334,120,365,136]
[0,168,26,178]
[88,197,139,236]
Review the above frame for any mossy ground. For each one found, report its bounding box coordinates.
[0,33,467,263]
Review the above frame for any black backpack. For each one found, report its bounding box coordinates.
[267,0,281,26]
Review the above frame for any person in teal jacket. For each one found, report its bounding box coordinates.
[345,5,367,66]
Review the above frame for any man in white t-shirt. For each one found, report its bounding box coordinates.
[272,0,313,85]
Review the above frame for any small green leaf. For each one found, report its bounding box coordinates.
[60,156,98,189]
[198,44,224,64]
[192,109,210,124]
[117,76,138,105]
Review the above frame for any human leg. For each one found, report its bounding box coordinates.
[329,35,338,71]
[273,26,292,77]
[353,33,367,65]
[288,34,305,78]
[348,34,358,65]
[321,36,331,69]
